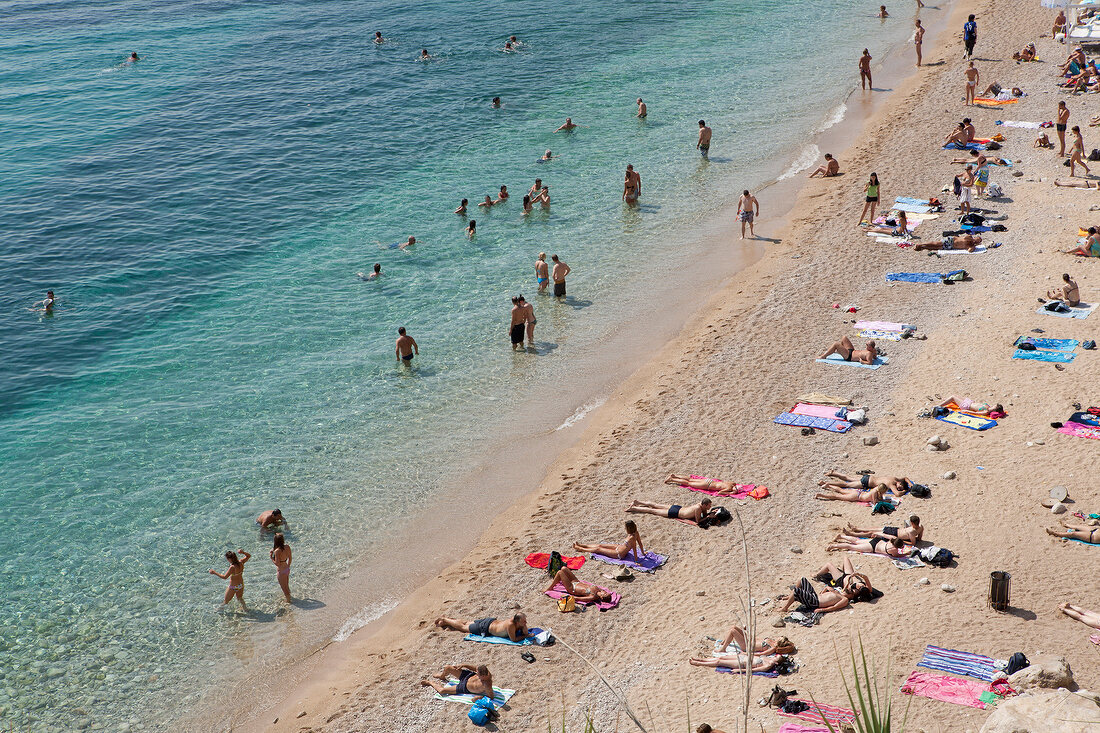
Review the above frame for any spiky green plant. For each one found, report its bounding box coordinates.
[811,635,909,733]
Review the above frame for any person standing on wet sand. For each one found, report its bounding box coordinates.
[636,98,647,118]
[964,61,979,106]
[1057,101,1070,157]
[914,20,925,67]
[963,14,977,59]
[696,120,712,158]
[509,297,526,350]
[396,327,418,363]
[859,49,873,90]
[271,533,292,603]
[535,252,549,292]
[736,190,759,239]
[551,255,570,298]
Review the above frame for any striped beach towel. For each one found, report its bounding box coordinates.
[716,666,778,678]
[773,412,852,433]
[434,685,516,706]
[778,699,857,727]
[916,644,995,681]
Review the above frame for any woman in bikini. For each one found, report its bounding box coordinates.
[271,533,292,603]
[815,484,887,504]
[573,520,644,560]
[821,470,912,495]
[812,556,874,599]
[209,549,251,611]
[827,534,911,558]
[717,625,796,655]
[937,396,1004,416]
[687,652,788,672]
[819,337,877,364]
[545,566,613,604]
[1047,520,1100,544]
[665,473,741,495]
[863,209,908,237]
[626,498,713,524]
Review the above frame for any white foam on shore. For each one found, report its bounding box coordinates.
[778,144,821,181]
[555,398,606,431]
[332,599,399,642]
[816,102,847,133]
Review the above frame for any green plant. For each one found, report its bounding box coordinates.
[812,635,910,733]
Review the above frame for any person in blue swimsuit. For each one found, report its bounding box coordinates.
[535,252,549,291]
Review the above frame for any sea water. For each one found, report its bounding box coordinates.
[0,0,917,728]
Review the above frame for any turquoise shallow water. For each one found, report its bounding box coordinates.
[0,0,916,729]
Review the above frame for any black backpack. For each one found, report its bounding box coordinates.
[1089,148,1100,161]
[961,213,985,226]
[924,547,955,567]
[1005,652,1030,675]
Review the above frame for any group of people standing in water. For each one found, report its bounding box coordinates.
[208,509,292,612]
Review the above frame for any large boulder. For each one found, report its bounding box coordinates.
[1007,655,1074,691]
[980,688,1100,733]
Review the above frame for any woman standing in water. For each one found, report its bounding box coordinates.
[209,549,251,611]
[271,533,293,603]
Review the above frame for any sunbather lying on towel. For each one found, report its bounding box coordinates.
[815,484,888,503]
[420,663,495,698]
[982,82,1024,98]
[716,625,796,654]
[1046,519,1100,544]
[687,652,789,671]
[812,556,874,599]
[573,520,644,559]
[912,233,982,252]
[819,337,877,364]
[937,396,1004,416]
[778,577,861,614]
[1059,602,1100,630]
[1012,44,1036,62]
[434,613,529,641]
[665,473,741,495]
[545,566,615,604]
[827,534,911,558]
[821,470,913,495]
[1053,178,1100,189]
[626,498,714,525]
[864,210,909,237]
[845,516,924,543]
[1044,274,1081,306]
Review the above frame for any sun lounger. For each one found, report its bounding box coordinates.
[816,353,888,369]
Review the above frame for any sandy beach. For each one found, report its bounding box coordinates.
[242,0,1100,730]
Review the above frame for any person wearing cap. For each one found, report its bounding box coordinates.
[257,509,287,532]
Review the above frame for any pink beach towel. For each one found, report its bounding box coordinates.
[791,403,845,419]
[777,699,856,727]
[1058,421,1100,440]
[854,320,915,332]
[681,475,753,500]
[778,725,831,733]
[545,583,621,611]
[900,670,988,709]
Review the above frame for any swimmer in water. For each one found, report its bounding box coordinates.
[128,51,140,62]
[555,118,578,132]
[34,290,55,313]
[528,178,542,197]
[257,509,287,531]
[492,96,501,108]
[879,5,888,18]
[494,185,509,203]
[209,549,251,611]
[466,219,476,238]
[399,235,416,250]
[419,49,431,61]
[504,41,515,52]
[521,195,533,216]
[540,150,557,162]
[271,533,292,603]
[535,252,549,291]
[478,195,495,208]
[455,198,468,215]
[510,35,520,45]
[357,263,382,281]
[373,31,384,44]
[532,185,550,209]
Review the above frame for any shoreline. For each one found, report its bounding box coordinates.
[217,4,975,731]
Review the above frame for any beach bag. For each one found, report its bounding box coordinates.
[908,483,932,499]
[468,697,499,726]
[987,183,1004,198]
[961,213,985,226]
[1005,653,1030,675]
[767,685,798,708]
[919,546,955,567]
[952,176,962,197]
[1044,301,1071,313]
[548,550,565,576]
[991,223,1007,231]
[944,270,968,282]
[987,141,1001,150]
[1090,148,1100,161]
[699,506,732,528]
[991,133,1006,142]
[781,700,809,715]
[871,501,896,515]
[556,595,576,613]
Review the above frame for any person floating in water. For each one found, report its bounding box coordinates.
[399,235,416,250]
[257,508,287,532]
[396,327,418,363]
[357,263,382,281]
[34,290,55,314]
[209,549,251,612]
[271,533,292,603]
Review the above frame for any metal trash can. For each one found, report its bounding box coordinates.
[989,571,1011,611]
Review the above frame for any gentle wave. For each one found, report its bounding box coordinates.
[332,599,400,642]
[555,398,606,431]
[777,144,821,181]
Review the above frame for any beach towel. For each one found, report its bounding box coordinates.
[774,412,852,433]
[590,549,668,573]
[895,196,930,205]
[859,328,906,340]
[944,142,987,151]
[791,403,845,419]
[936,410,997,431]
[1036,302,1099,319]
[681,475,755,499]
[816,354,888,370]
[1059,421,1100,440]
[778,726,831,733]
[1014,337,1078,351]
[1012,348,1076,363]
[887,272,944,284]
[524,553,585,570]
[847,551,924,569]
[1069,538,1100,547]
[893,202,937,214]
[873,215,922,231]
[900,670,989,708]
[959,224,992,232]
[434,684,516,706]
[464,627,550,646]
[545,583,620,610]
[996,120,1041,128]
[917,645,996,681]
[937,245,988,254]
[777,700,857,727]
[716,666,778,678]
[854,320,916,332]
[973,97,1019,107]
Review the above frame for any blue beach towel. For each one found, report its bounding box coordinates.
[816,354,889,370]
[1070,538,1100,547]
[1014,337,1079,352]
[887,272,944,284]
[943,142,987,151]
[434,685,516,706]
[1035,302,1099,319]
[895,196,930,205]
[590,550,668,573]
[917,644,995,682]
[463,627,549,646]
[773,412,852,433]
[716,666,779,678]
[1013,349,1076,363]
[959,224,991,232]
[893,202,936,214]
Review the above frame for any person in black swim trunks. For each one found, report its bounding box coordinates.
[551,255,570,298]
[420,664,494,697]
[626,498,713,524]
[845,516,924,544]
[778,576,859,614]
[510,297,527,350]
[820,470,913,496]
[396,327,418,363]
[434,614,530,641]
[819,336,877,365]
[812,556,874,600]
[814,484,888,503]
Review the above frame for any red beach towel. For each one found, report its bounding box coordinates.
[524,553,585,570]
[777,699,856,727]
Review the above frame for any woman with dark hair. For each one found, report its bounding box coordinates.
[209,549,251,611]
[573,520,644,559]
[858,172,880,224]
[271,533,293,603]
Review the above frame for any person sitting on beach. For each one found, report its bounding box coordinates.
[945,124,969,148]
[1060,602,1100,630]
[478,195,495,208]
[1012,44,1037,62]
[864,209,908,237]
[778,576,862,615]
[695,725,728,733]
[912,233,982,252]
[257,508,287,531]
[1046,519,1100,544]
[815,484,888,504]
[573,520,644,560]
[420,664,495,698]
[812,556,874,600]
[1066,227,1100,257]
[819,336,877,365]
[626,498,715,525]
[434,614,530,641]
[808,153,839,178]
[665,473,743,495]
[1054,10,1068,36]
[1035,133,1053,149]
[555,118,578,132]
[1062,47,1086,75]
[1045,273,1080,306]
[687,651,790,672]
[545,566,614,603]
[716,625,796,655]
[820,470,912,496]
[846,516,924,544]
[827,534,911,558]
[962,118,975,142]
[937,396,1003,416]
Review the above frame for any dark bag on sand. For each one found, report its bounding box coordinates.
[987,141,1002,150]
[1044,301,1071,313]
[699,506,732,528]
[767,685,798,708]
[961,213,986,226]
[908,483,932,498]
[919,546,955,567]
[1064,158,1073,167]
[1090,148,1100,161]
[872,501,896,515]
[1005,653,1030,675]
[781,700,809,715]
[991,224,1007,232]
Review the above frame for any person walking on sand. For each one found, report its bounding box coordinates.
[519,295,536,346]
[1070,126,1091,177]
[636,97,647,118]
[859,49,873,90]
[271,532,292,603]
[509,297,526,350]
[963,14,977,59]
[964,61,979,106]
[535,252,549,292]
[737,190,759,239]
[551,255,570,298]
[1057,101,1070,157]
[914,20,925,67]
[696,120,712,158]
[396,326,418,363]
[209,549,251,612]
[858,172,880,224]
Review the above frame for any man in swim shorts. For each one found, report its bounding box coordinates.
[551,255,570,298]
[736,190,758,239]
[396,326,418,363]
[636,98,647,118]
[434,614,530,641]
[1057,101,1070,157]
[819,336,877,364]
[509,297,526,350]
[697,120,712,159]
[626,498,714,525]
[420,664,495,698]
[820,470,913,495]
[845,516,924,544]
[912,233,982,252]
[535,252,549,291]
[779,577,859,614]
